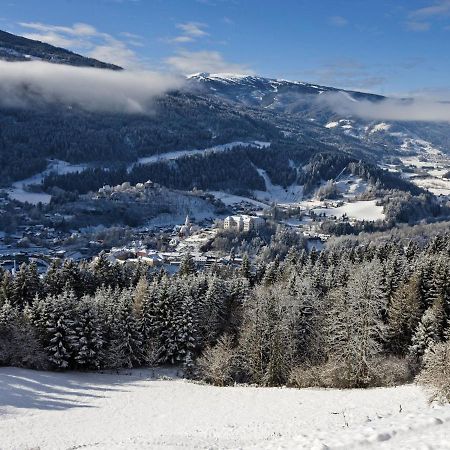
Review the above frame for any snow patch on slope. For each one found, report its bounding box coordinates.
[315,199,385,222]
[7,160,88,205]
[253,168,303,204]
[370,122,392,134]
[132,141,270,168]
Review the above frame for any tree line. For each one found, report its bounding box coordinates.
[1,233,450,400]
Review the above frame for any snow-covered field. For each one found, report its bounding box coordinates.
[315,200,385,222]
[1,367,450,450]
[208,191,268,208]
[396,152,450,196]
[6,160,87,205]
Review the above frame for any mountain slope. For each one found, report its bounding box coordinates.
[0,31,448,204]
[188,72,450,158]
[188,72,385,108]
[0,29,121,69]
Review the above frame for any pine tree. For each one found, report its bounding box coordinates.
[141,281,158,343]
[0,300,18,330]
[109,289,144,368]
[60,260,82,297]
[387,274,422,355]
[200,277,227,345]
[326,260,387,386]
[0,271,14,308]
[92,252,122,289]
[160,283,189,364]
[238,286,296,386]
[179,254,196,277]
[176,293,198,366]
[12,263,41,309]
[73,298,104,369]
[240,253,251,280]
[44,291,78,369]
[133,276,149,317]
[410,296,446,363]
[43,260,63,297]
[262,260,279,286]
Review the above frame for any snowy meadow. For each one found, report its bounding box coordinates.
[1,367,450,450]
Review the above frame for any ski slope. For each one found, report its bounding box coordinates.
[1,367,450,449]
[131,141,270,169]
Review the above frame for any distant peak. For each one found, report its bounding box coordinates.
[188,72,255,81]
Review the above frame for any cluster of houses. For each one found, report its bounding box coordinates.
[95,180,160,202]
[105,246,240,272]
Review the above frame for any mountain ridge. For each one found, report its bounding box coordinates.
[0,29,448,205]
[0,29,122,70]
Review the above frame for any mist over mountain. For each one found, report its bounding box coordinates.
[0,29,449,196]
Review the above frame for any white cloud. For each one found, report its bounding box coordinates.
[169,22,209,44]
[170,35,195,44]
[0,60,184,113]
[319,91,450,122]
[329,16,349,27]
[406,21,431,32]
[407,1,450,31]
[17,22,140,68]
[21,32,83,48]
[302,58,386,91]
[165,50,253,75]
[176,22,209,38]
[19,22,98,37]
[410,0,450,18]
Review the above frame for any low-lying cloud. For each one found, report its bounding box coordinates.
[0,60,184,113]
[319,91,450,123]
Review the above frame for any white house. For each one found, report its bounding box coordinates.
[224,215,265,232]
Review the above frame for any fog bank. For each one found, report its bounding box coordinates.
[0,60,184,113]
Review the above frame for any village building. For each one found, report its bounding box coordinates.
[223,215,265,232]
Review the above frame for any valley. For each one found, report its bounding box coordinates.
[1,17,450,450]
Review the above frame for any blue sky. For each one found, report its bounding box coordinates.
[2,0,450,95]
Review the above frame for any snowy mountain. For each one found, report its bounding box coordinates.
[188,72,384,108]
[0,30,449,200]
[188,72,450,159]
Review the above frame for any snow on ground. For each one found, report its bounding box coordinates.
[1,367,450,450]
[400,139,443,158]
[131,141,270,169]
[176,229,217,253]
[396,151,450,196]
[6,143,269,205]
[315,200,385,222]
[334,175,368,199]
[7,187,52,205]
[208,191,269,208]
[6,160,87,205]
[411,176,450,196]
[253,168,304,205]
[369,122,391,134]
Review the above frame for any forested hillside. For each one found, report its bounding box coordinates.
[0,92,280,185]
[0,30,121,68]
